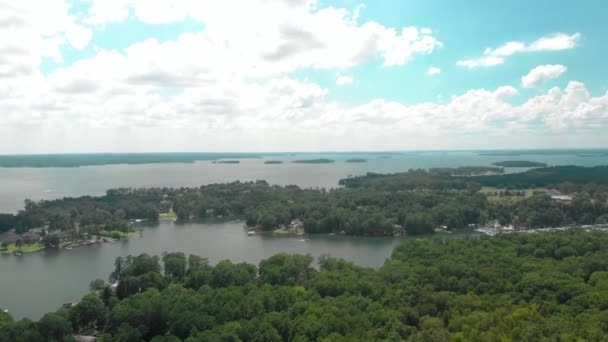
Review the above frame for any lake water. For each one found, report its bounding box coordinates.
[0,221,478,319]
[0,150,606,319]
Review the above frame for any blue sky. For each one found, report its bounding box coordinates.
[0,0,607,152]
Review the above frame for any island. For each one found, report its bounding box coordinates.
[263,160,284,164]
[292,158,335,164]
[345,158,367,163]
[492,160,548,167]
[212,160,240,164]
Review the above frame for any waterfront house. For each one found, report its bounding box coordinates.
[393,224,404,236]
[21,232,42,244]
[551,195,573,203]
[54,231,72,241]
[1,232,21,245]
[289,219,304,229]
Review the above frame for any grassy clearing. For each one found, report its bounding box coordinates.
[99,230,138,238]
[1,243,45,254]
[159,211,177,220]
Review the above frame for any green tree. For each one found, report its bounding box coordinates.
[405,213,435,235]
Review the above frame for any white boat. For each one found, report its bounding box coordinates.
[247,230,256,236]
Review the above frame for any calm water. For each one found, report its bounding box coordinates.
[0,221,480,319]
[1,151,607,213]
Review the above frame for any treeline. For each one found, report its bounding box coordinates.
[338,169,476,190]
[476,165,608,188]
[3,231,608,340]
[340,166,608,191]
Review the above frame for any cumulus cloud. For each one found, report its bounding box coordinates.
[336,74,353,85]
[82,0,442,73]
[457,33,580,69]
[0,1,605,152]
[426,67,441,76]
[0,0,92,78]
[521,64,567,88]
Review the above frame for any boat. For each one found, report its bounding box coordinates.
[13,251,23,256]
[247,230,256,236]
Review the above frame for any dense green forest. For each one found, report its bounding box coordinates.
[476,166,608,188]
[2,166,608,238]
[3,231,608,340]
[339,166,608,189]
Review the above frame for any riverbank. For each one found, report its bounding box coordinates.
[1,231,139,256]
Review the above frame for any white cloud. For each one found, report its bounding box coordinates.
[426,67,441,76]
[528,33,581,51]
[0,0,92,75]
[336,74,353,85]
[457,33,580,69]
[521,64,567,88]
[82,0,442,73]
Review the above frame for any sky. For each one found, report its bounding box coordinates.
[0,0,607,153]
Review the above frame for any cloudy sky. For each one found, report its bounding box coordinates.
[1,0,607,153]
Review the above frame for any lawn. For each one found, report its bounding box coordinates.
[0,243,45,254]
[159,211,177,220]
[98,230,138,238]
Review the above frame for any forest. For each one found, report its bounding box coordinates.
[2,166,608,238]
[2,230,608,340]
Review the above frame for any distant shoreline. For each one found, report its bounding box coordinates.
[0,149,607,168]
[492,161,548,167]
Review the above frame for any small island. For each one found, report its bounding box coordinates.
[346,158,367,163]
[212,160,240,164]
[292,159,335,164]
[264,160,284,165]
[492,161,547,168]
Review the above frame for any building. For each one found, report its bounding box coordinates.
[289,219,304,229]
[21,232,42,244]
[54,231,72,241]
[1,231,21,246]
[551,195,573,203]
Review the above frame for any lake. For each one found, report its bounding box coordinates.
[0,220,478,319]
[1,150,607,213]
